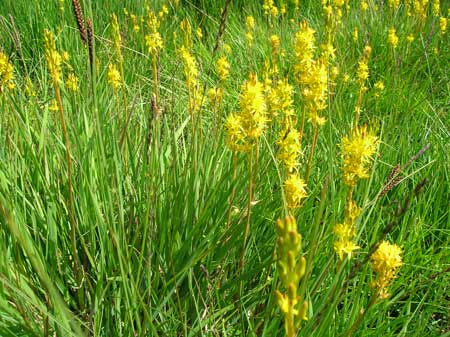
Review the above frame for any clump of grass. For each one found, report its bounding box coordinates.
[0,1,448,336]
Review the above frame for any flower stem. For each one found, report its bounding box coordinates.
[240,147,254,270]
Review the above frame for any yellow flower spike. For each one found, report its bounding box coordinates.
[178,46,199,95]
[158,5,169,19]
[196,27,203,40]
[277,128,302,172]
[370,241,403,299]
[65,73,79,92]
[388,27,399,49]
[360,0,368,11]
[238,73,267,141]
[284,173,307,209]
[352,27,359,41]
[271,35,280,55]
[107,63,121,90]
[0,51,15,92]
[340,125,379,187]
[145,32,163,54]
[180,18,192,48]
[388,0,400,10]
[225,113,249,152]
[110,13,122,63]
[246,16,255,30]
[440,17,447,34]
[43,30,62,84]
[275,215,308,337]
[432,0,440,17]
[216,56,230,81]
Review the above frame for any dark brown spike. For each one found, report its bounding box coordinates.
[72,0,87,44]
[379,164,402,198]
[86,18,94,74]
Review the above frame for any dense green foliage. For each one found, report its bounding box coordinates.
[0,0,449,336]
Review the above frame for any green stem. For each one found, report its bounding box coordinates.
[343,294,378,337]
[240,147,254,270]
[304,125,319,185]
[226,151,238,228]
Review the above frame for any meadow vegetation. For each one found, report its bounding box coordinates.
[0,0,449,336]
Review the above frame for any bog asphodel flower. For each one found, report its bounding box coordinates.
[107,63,121,90]
[0,51,15,92]
[294,21,316,75]
[388,27,399,49]
[440,17,447,34]
[284,173,307,209]
[340,125,379,186]
[65,73,79,92]
[274,215,308,337]
[178,46,198,92]
[145,32,163,54]
[277,128,302,172]
[44,29,62,84]
[208,87,223,106]
[216,56,230,81]
[271,35,280,55]
[333,199,361,260]
[225,113,248,152]
[238,73,267,140]
[371,241,403,299]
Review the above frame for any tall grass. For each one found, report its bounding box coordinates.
[0,0,449,336]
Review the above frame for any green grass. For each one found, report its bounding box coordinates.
[0,0,449,336]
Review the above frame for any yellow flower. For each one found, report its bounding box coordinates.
[107,63,121,90]
[239,74,267,140]
[43,29,62,84]
[145,32,163,54]
[178,46,198,91]
[340,125,379,186]
[374,80,385,97]
[440,17,447,34]
[371,241,403,299]
[360,0,368,11]
[158,5,169,19]
[284,173,307,209]
[388,27,399,49]
[65,73,79,92]
[333,234,360,260]
[270,35,280,55]
[246,32,254,47]
[208,87,223,106]
[111,13,122,62]
[130,14,140,33]
[246,16,255,30]
[0,51,15,91]
[294,21,316,71]
[277,128,302,172]
[196,27,203,39]
[49,99,59,111]
[274,215,308,332]
[216,56,230,81]
[352,27,359,41]
[356,59,369,83]
[432,0,440,17]
[388,0,400,10]
[225,113,249,152]
[406,34,415,43]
